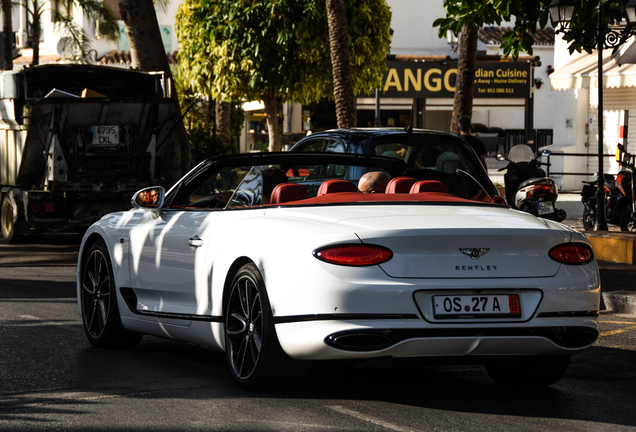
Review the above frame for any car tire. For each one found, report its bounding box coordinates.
[582,208,595,231]
[620,208,635,232]
[0,194,16,243]
[225,263,306,391]
[80,239,143,349]
[485,355,570,386]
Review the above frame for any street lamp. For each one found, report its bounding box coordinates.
[447,21,459,54]
[549,0,636,231]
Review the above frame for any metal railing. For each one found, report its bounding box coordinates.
[544,152,617,178]
[505,129,553,153]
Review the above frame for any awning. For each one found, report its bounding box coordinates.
[242,101,265,111]
[551,49,636,90]
[613,35,636,66]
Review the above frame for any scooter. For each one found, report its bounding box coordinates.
[581,144,634,231]
[497,145,567,222]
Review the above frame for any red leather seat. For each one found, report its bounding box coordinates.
[385,177,417,194]
[317,179,357,196]
[409,180,450,194]
[269,183,308,204]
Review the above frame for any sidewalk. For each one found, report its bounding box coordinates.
[489,168,636,315]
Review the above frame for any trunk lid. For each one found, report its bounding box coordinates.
[274,204,572,279]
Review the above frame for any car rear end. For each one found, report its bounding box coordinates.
[265,204,600,363]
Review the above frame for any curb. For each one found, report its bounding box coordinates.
[602,291,636,315]
[584,232,636,264]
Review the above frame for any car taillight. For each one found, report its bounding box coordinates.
[549,243,594,265]
[313,245,392,266]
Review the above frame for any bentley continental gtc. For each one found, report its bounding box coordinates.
[77,150,600,390]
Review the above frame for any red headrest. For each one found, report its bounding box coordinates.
[385,177,417,194]
[409,180,450,194]
[270,183,308,204]
[317,179,358,196]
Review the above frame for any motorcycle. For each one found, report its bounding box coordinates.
[581,144,634,231]
[497,145,567,222]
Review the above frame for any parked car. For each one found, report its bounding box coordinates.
[290,128,500,199]
[77,152,600,391]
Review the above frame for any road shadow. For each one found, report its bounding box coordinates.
[0,234,80,267]
[286,345,636,428]
[1,334,635,430]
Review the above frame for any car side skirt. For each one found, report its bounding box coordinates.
[120,287,223,322]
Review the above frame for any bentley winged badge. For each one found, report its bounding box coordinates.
[459,248,490,260]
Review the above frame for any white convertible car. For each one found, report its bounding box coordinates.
[77,150,600,390]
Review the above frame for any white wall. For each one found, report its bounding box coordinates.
[387,0,452,56]
[21,0,181,61]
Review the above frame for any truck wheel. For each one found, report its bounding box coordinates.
[0,195,16,243]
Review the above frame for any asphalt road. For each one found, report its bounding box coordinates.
[1,238,636,431]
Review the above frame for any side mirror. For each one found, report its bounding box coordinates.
[541,149,552,156]
[131,186,165,217]
[496,154,505,161]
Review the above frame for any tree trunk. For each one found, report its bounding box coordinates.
[262,94,280,152]
[119,0,190,185]
[450,25,478,135]
[3,0,12,70]
[31,0,40,65]
[326,0,355,128]
[215,100,231,140]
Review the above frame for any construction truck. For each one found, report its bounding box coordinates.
[0,64,181,242]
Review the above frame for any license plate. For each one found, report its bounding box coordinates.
[537,201,554,215]
[433,294,521,319]
[91,125,119,145]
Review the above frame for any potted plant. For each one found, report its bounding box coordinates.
[494,182,505,198]
[534,78,543,89]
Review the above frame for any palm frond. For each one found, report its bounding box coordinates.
[54,16,94,63]
[72,0,118,42]
[154,0,169,15]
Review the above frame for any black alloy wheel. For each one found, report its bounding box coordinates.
[80,239,142,348]
[225,263,306,390]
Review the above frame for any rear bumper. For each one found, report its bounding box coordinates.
[275,319,599,360]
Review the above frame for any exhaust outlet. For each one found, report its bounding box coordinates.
[326,331,393,352]
[557,327,599,348]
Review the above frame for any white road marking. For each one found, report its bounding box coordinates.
[16,315,65,326]
[329,405,420,432]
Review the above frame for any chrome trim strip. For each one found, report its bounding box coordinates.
[273,313,420,324]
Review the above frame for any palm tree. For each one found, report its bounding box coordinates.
[326,0,355,128]
[119,0,190,184]
[17,0,118,65]
[2,0,12,69]
[450,25,478,135]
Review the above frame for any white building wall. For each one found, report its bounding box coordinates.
[388,0,452,56]
[389,1,558,141]
[24,0,181,61]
